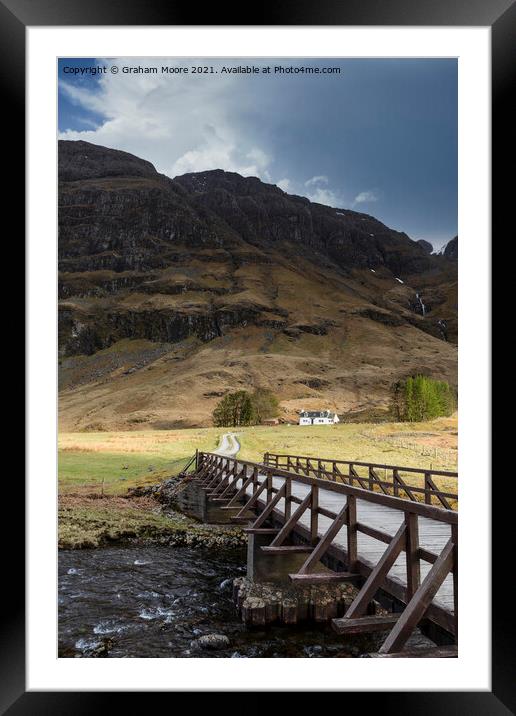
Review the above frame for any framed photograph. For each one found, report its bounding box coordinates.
[10,0,506,707]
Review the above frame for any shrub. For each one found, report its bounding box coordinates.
[392,375,456,422]
[212,388,279,427]
[250,387,279,423]
[212,391,255,427]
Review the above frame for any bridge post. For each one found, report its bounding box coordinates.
[405,513,421,599]
[310,485,319,545]
[347,495,358,571]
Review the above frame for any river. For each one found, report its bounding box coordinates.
[58,545,367,658]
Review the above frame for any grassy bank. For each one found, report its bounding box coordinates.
[58,415,458,547]
[59,427,222,496]
[235,415,458,472]
[58,428,224,548]
[58,495,245,550]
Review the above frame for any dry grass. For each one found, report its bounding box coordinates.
[58,255,457,432]
[59,414,457,500]
[235,415,458,509]
[58,415,458,548]
[235,415,458,471]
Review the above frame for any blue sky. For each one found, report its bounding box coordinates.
[58,57,457,249]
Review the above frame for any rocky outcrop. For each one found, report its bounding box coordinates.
[57,141,458,427]
[191,634,230,650]
[59,140,159,181]
[58,141,444,292]
[175,169,435,276]
[417,239,433,254]
[443,236,458,260]
[58,300,265,356]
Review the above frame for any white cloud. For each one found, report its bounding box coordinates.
[276,178,291,192]
[58,58,276,182]
[353,190,379,206]
[304,175,329,187]
[301,174,344,208]
[305,186,344,208]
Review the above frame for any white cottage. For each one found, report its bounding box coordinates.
[298,409,340,426]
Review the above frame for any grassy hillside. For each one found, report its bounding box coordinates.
[58,272,457,433]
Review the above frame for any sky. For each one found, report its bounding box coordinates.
[58,57,457,250]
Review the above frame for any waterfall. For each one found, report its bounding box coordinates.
[437,319,448,341]
[415,292,426,317]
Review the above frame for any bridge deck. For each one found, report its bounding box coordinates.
[246,475,453,612]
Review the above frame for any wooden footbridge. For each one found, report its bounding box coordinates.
[186,449,458,656]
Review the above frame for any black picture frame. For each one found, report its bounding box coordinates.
[9,0,507,710]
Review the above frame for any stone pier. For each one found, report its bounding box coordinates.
[233,576,354,626]
[234,529,357,625]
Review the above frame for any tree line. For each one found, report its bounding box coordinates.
[392,375,456,422]
[212,388,279,427]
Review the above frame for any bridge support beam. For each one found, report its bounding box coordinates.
[247,532,326,585]
[173,478,253,524]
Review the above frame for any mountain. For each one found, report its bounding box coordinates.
[442,236,458,260]
[416,239,433,254]
[58,141,457,430]
[435,236,458,260]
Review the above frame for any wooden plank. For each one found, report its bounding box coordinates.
[269,492,312,547]
[243,528,279,535]
[347,495,358,571]
[426,473,452,510]
[318,506,338,519]
[369,467,391,496]
[284,477,292,520]
[393,469,417,502]
[357,522,392,544]
[379,539,454,654]
[234,478,267,518]
[332,614,401,635]
[290,572,359,584]
[199,451,458,637]
[218,465,246,498]
[452,523,458,639]
[405,513,421,600]
[261,545,314,554]
[371,646,458,658]
[201,452,458,522]
[251,482,286,529]
[263,453,458,479]
[250,492,456,635]
[350,465,370,490]
[345,523,407,619]
[298,504,348,575]
[310,485,319,545]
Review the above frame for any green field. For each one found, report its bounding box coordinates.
[59,416,457,497]
[59,427,223,495]
[58,417,458,547]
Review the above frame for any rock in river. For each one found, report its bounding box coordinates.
[193,634,230,651]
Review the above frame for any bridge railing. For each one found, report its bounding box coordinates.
[195,451,458,641]
[263,452,458,510]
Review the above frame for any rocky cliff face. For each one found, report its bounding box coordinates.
[442,236,458,260]
[417,239,433,254]
[58,140,458,429]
